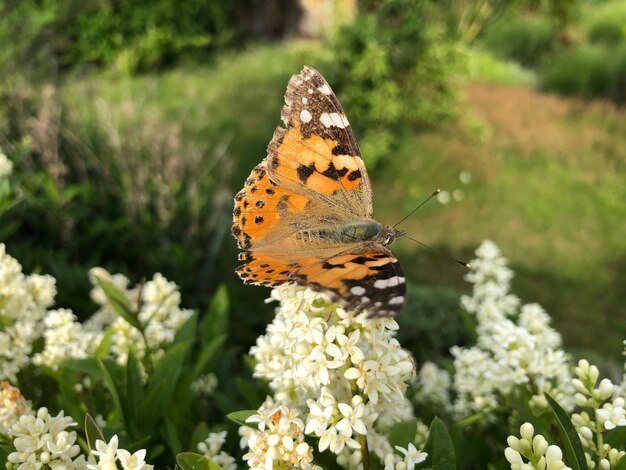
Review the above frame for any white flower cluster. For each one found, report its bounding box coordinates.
[0,149,12,179]
[88,434,154,470]
[242,398,319,470]
[571,360,626,469]
[505,422,571,470]
[0,381,32,436]
[246,285,419,468]
[0,243,56,382]
[414,361,452,413]
[451,240,574,417]
[197,431,237,470]
[33,308,99,370]
[87,268,193,364]
[8,407,87,469]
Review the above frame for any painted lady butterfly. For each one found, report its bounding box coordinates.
[232,66,406,318]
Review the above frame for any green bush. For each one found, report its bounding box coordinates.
[0,0,237,76]
[480,14,560,67]
[585,0,626,46]
[396,284,470,362]
[332,0,464,167]
[541,43,626,102]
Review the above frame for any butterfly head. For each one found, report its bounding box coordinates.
[383,226,405,246]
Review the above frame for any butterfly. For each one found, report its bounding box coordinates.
[232,66,406,318]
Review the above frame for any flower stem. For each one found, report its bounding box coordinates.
[359,433,371,470]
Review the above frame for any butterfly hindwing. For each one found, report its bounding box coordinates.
[290,248,406,318]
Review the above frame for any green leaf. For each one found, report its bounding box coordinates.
[192,334,226,380]
[422,417,456,470]
[387,418,418,448]
[98,358,130,430]
[126,350,144,432]
[85,414,105,452]
[138,341,190,430]
[200,284,229,340]
[176,452,223,470]
[63,357,104,376]
[96,277,142,331]
[544,393,588,470]
[227,410,257,427]
[605,425,626,448]
[175,312,198,344]
[235,377,263,408]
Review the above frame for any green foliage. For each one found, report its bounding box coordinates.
[464,46,538,86]
[333,0,464,167]
[541,43,626,102]
[396,284,470,362]
[585,0,626,46]
[480,13,560,66]
[0,0,236,76]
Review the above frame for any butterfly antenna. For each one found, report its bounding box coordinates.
[393,189,441,228]
[405,235,470,268]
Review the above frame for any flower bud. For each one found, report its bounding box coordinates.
[532,435,549,456]
[520,422,534,441]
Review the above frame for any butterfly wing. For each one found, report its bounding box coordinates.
[291,247,406,318]
[266,66,373,219]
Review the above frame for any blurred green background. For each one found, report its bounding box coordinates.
[1,0,625,370]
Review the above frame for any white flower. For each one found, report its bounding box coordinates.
[596,398,626,430]
[33,309,100,370]
[249,284,415,457]
[8,407,85,469]
[242,400,315,468]
[198,431,228,456]
[117,448,153,470]
[452,241,574,418]
[336,396,367,436]
[395,443,427,469]
[0,244,56,381]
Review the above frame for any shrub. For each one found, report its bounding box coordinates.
[585,0,626,46]
[541,43,626,102]
[332,0,464,167]
[480,14,560,67]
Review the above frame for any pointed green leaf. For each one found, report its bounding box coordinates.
[423,417,456,470]
[98,358,130,430]
[85,414,106,452]
[192,334,226,380]
[605,425,626,448]
[138,341,190,429]
[544,393,587,470]
[126,350,144,431]
[175,312,198,344]
[387,419,418,448]
[176,452,223,470]
[96,277,142,331]
[227,410,257,427]
[200,285,229,340]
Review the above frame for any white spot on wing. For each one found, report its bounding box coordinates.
[389,296,404,305]
[318,83,332,95]
[373,276,405,289]
[350,286,366,296]
[320,112,349,129]
[302,97,308,105]
[300,109,312,123]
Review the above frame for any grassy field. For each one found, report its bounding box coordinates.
[59,43,626,362]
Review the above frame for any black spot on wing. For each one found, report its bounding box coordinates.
[297,163,315,183]
[347,170,362,182]
[321,161,349,180]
